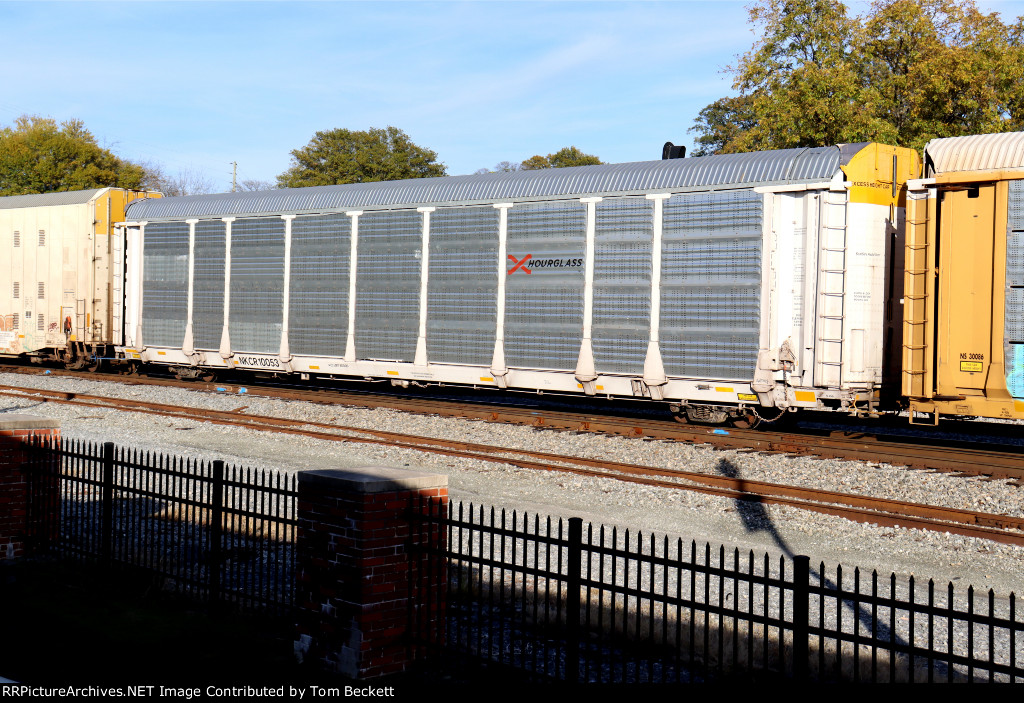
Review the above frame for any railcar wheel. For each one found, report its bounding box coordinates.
[67,354,92,371]
[731,410,760,430]
[668,404,689,423]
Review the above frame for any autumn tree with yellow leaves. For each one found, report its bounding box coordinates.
[691,0,1024,155]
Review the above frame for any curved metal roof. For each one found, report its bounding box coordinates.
[925,131,1024,174]
[0,188,106,210]
[126,146,844,221]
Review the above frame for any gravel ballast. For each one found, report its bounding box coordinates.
[1,371,1021,598]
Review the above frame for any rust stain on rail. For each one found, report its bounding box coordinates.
[1,381,1022,547]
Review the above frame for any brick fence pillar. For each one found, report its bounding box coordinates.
[293,466,448,679]
[0,414,61,562]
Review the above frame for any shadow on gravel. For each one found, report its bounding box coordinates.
[0,401,47,414]
[714,458,952,681]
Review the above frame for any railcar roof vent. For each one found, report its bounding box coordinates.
[662,142,686,160]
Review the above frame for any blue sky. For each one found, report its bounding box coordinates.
[2,0,1023,191]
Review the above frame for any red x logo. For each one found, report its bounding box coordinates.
[508,254,532,275]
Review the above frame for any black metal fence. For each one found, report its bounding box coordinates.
[26,437,298,613]
[412,501,1024,684]
[17,438,1023,682]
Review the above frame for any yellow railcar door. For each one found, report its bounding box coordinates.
[936,185,996,396]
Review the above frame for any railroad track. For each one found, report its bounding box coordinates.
[2,382,1023,547]
[3,364,1023,485]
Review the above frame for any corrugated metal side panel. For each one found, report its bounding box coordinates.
[505,202,586,371]
[229,217,284,354]
[1006,286,1024,398]
[125,148,841,221]
[141,222,189,348]
[1007,343,1024,399]
[660,190,762,380]
[926,132,1024,174]
[1008,181,1024,287]
[1006,289,1024,341]
[592,197,652,374]
[289,213,350,357]
[427,206,498,366]
[192,220,226,351]
[0,188,105,210]
[1008,180,1024,399]
[355,210,421,362]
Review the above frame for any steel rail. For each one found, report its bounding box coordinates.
[2,365,1022,483]
[3,384,1023,547]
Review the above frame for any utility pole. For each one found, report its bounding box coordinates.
[231,162,238,192]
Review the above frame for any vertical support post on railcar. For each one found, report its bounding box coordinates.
[218,218,235,359]
[490,203,512,383]
[414,207,435,367]
[344,211,361,362]
[575,199,601,390]
[643,193,670,392]
[183,220,198,356]
[792,554,811,681]
[280,215,295,362]
[566,517,583,683]
[132,224,147,350]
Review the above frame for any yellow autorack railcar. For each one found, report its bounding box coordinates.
[903,131,1024,422]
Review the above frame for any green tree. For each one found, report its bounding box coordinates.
[0,115,147,196]
[691,95,758,156]
[695,0,873,153]
[520,146,602,170]
[520,154,552,170]
[691,0,1024,154]
[276,126,446,188]
[857,0,1024,150]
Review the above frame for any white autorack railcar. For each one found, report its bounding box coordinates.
[116,143,917,423]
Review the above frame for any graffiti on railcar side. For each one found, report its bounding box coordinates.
[0,314,21,351]
[0,315,12,346]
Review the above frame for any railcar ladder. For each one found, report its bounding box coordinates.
[902,242,930,380]
[816,194,847,388]
[902,205,935,425]
[75,298,86,339]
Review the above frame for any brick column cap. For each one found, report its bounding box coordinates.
[298,466,447,494]
[0,415,61,431]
